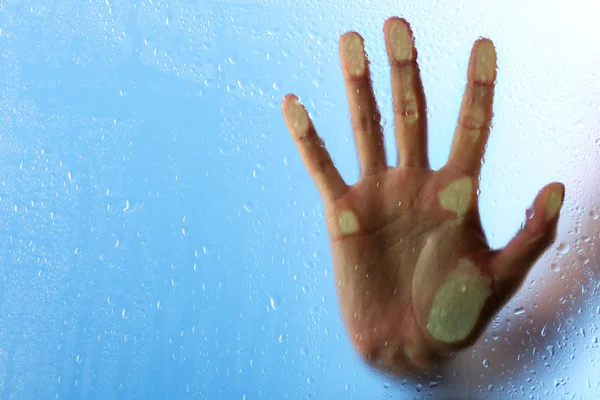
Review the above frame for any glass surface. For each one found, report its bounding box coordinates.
[0,0,598,398]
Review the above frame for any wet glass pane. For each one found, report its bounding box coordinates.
[0,0,598,398]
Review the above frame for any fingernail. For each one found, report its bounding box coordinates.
[473,40,496,82]
[285,98,309,135]
[388,19,415,61]
[546,186,564,220]
[341,33,366,77]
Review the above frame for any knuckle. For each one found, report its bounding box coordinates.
[315,154,334,173]
[353,109,379,133]
[394,97,420,121]
[296,132,324,147]
[458,114,487,131]
[355,111,370,133]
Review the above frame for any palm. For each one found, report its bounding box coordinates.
[282,17,564,375]
[329,166,490,373]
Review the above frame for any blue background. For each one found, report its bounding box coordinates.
[0,0,599,399]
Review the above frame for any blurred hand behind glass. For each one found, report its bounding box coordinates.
[281,17,565,375]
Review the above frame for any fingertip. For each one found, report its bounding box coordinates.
[473,37,496,55]
[515,183,564,252]
[468,38,497,83]
[541,181,565,192]
[542,182,565,221]
[339,30,365,52]
[282,95,310,138]
[384,16,417,62]
[340,30,363,42]
[282,93,298,107]
[534,181,565,206]
[550,181,566,201]
[383,16,412,33]
[521,183,564,235]
[339,31,367,78]
[475,37,495,46]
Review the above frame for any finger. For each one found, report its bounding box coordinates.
[446,39,497,176]
[383,17,429,168]
[339,31,387,176]
[490,183,565,297]
[282,94,349,201]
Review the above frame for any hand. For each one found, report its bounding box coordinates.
[281,17,565,375]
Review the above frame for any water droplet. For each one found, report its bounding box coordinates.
[556,242,570,255]
[590,210,599,220]
[157,300,163,310]
[121,308,129,320]
[551,263,560,272]
[415,383,423,392]
[76,354,82,364]
[459,283,467,293]
[309,306,328,317]
[482,358,489,368]
[269,294,281,310]
[541,323,548,337]
[513,307,526,315]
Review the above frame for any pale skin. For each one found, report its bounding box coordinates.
[281,17,565,375]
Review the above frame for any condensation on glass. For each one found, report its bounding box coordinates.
[0,0,598,399]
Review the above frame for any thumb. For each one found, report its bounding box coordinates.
[490,182,565,300]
